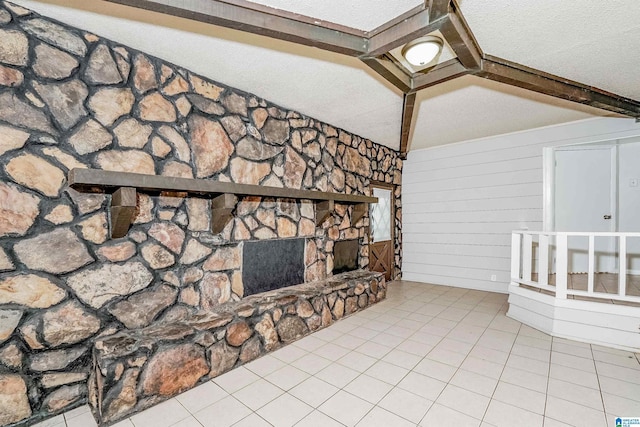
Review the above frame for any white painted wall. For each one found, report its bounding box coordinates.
[403,117,640,293]
[618,138,640,272]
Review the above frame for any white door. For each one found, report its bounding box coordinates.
[554,147,616,272]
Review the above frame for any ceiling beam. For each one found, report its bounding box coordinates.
[476,56,640,117]
[366,9,445,58]
[361,57,412,93]
[411,58,468,92]
[438,1,482,70]
[104,0,369,56]
[427,0,450,22]
[400,92,417,156]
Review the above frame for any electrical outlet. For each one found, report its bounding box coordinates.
[490,274,497,282]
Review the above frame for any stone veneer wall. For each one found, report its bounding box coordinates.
[0,2,403,426]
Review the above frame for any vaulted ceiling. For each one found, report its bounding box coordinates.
[17,0,640,153]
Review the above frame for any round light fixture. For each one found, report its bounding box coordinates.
[401,35,443,67]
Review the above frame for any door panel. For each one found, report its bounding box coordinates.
[370,186,393,281]
[370,241,392,281]
[554,147,616,272]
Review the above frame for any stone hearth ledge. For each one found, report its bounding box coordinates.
[89,270,385,425]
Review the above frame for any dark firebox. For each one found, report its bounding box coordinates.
[242,238,305,296]
[333,239,359,274]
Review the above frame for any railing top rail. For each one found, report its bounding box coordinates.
[512,230,640,237]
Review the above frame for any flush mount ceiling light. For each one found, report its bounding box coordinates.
[401,35,444,67]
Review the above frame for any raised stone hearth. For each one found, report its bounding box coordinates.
[0,2,402,426]
[91,270,385,425]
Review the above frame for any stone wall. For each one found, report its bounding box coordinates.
[0,2,403,426]
[92,270,385,424]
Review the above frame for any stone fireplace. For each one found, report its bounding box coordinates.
[0,3,403,426]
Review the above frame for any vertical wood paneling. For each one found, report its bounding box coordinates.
[402,118,640,293]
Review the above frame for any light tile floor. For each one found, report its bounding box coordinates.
[35,280,640,427]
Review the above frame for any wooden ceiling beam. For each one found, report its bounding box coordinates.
[400,92,417,156]
[361,57,412,93]
[476,56,640,117]
[427,0,451,22]
[365,9,446,58]
[438,2,482,70]
[411,58,469,92]
[104,0,369,56]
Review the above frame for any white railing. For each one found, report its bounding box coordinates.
[511,231,640,304]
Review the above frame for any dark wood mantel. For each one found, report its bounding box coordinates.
[68,169,377,238]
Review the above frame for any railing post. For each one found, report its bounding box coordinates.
[587,235,595,294]
[538,234,549,286]
[522,234,533,282]
[555,233,568,299]
[619,236,627,298]
[511,233,521,282]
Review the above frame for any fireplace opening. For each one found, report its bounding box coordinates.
[332,239,360,275]
[242,238,305,296]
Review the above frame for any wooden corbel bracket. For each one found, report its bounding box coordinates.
[350,203,367,226]
[110,187,137,238]
[315,200,334,226]
[211,193,238,233]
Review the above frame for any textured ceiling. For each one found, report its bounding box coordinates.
[410,75,608,150]
[458,0,640,100]
[244,0,422,31]
[12,0,639,152]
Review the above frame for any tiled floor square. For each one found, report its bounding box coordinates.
[381,348,422,369]
[364,360,409,385]
[436,384,490,420]
[316,362,360,388]
[413,357,458,382]
[420,403,481,427]
[176,381,229,414]
[213,366,260,394]
[483,400,543,427]
[545,396,607,427]
[492,381,546,415]
[356,407,416,427]
[193,396,252,427]
[232,378,284,411]
[291,352,333,374]
[231,413,272,427]
[546,378,604,410]
[460,356,505,380]
[289,376,339,408]
[318,390,373,427]
[378,387,433,423]
[333,333,367,350]
[264,365,310,390]
[499,366,547,393]
[450,369,498,397]
[551,352,596,373]
[397,371,447,401]
[244,354,287,377]
[295,410,345,427]
[270,344,307,363]
[336,350,378,372]
[343,373,393,404]
[256,394,313,427]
